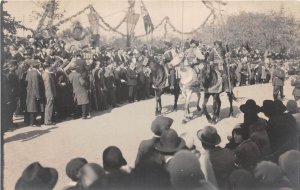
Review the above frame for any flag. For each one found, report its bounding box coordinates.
[127,11,140,35]
[140,0,154,34]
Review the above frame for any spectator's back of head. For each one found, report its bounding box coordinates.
[66,157,88,182]
[103,146,127,171]
[229,169,255,190]
[168,150,204,189]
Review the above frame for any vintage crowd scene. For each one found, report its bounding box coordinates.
[2,0,300,190]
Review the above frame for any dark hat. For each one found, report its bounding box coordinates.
[168,150,204,189]
[260,100,276,116]
[164,41,173,48]
[151,116,174,136]
[155,129,185,154]
[240,99,261,113]
[103,146,127,171]
[274,100,287,114]
[15,162,58,190]
[197,126,221,146]
[66,157,88,182]
[190,39,199,46]
[286,100,299,114]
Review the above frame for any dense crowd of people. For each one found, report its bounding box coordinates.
[2,34,300,132]
[14,99,300,190]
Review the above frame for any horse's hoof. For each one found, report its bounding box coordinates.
[182,119,187,124]
[173,105,177,112]
[228,112,234,118]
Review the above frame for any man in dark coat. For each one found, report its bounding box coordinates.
[25,60,45,126]
[68,66,90,119]
[135,116,174,167]
[272,62,285,100]
[42,64,57,125]
[261,100,298,161]
[126,63,138,103]
[2,61,19,131]
[197,126,236,188]
[55,63,74,120]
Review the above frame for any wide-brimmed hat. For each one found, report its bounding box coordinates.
[15,162,58,190]
[197,126,221,146]
[151,116,173,136]
[240,99,261,113]
[155,129,186,154]
[66,157,88,182]
[286,100,300,114]
[260,100,276,116]
[103,146,127,171]
[274,100,287,114]
[168,150,204,189]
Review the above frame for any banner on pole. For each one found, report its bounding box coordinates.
[140,0,154,34]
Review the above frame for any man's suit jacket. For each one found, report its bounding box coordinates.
[272,67,285,86]
[68,71,89,105]
[135,137,164,167]
[42,71,57,99]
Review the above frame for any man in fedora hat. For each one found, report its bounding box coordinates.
[15,162,58,190]
[241,99,271,157]
[155,128,186,169]
[197,126,236,188]
[135,116,174,166]
[262,100,298,161]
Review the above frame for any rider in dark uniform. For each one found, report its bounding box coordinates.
[208,40,236,118]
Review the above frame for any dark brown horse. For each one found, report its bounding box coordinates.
[201,63,235,124]
[149,60,167,115]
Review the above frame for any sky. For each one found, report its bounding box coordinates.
[3,0,300,38]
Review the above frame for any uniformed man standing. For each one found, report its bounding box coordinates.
[272,61,285,100]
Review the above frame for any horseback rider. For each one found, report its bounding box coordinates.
[208,40,236,98]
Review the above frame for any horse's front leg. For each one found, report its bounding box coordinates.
[212,93,221,124]
[227,91,234,117]
[202,93,212,122]
[182,90,193,123]
[154,89,161,116]
[196,92,201,112]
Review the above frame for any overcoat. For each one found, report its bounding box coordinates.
[26,68,45,112]
[68,71,89,105]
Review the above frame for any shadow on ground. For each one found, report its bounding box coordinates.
[4,127,58,143]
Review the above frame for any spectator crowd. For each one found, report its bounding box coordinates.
[14,98,300,190]
[2,35,300,132]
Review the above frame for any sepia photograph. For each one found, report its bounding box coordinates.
[1,0,300,189]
